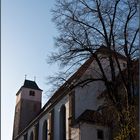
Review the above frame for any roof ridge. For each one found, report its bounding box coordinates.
[42,56,95,110]
[22,79,42,91]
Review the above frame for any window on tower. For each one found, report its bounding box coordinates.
[29,91,35,96]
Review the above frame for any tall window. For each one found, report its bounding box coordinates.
[34,123,39,140]
[97,129,104,139]
[59,105,66,140]
[42,120,48,140]
[23,133,27,140]
[30,132,34,140]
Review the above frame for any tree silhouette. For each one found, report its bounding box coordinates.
[48,0,139,139]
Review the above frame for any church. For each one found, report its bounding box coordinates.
[12,47,137,140]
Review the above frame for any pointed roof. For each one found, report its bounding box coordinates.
[22,79,42,91]
[22,80,41,90]
[16,79,42,95]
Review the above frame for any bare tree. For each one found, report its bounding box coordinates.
[48,0,139,139]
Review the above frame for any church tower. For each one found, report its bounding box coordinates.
[12,79,42,139]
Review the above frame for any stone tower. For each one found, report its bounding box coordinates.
[12,79,42,139]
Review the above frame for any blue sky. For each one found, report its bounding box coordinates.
[1,0,58,139]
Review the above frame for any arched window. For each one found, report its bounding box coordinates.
[23,133,27,140]
[42,120,48,140]
[30,131,34,140]
[59,105,66,140]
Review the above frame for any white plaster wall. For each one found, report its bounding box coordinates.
[27,126,34,140]
[53,94,69,140]
[37,94,69,140]
[80,123,110,140]
[100,58,127,80]
[75,57,126,119]
[17,136,24,140]
[38,113,49,140]
[75,81,105,119]
[86,56,127,81]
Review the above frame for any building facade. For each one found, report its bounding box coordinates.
[12,48,128,140]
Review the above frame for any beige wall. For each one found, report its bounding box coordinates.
[71,125,80,140]
[75,57,126,119]
[53,94,69,140]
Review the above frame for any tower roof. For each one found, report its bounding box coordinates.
[22,79,42,91]
[16,79,42,95]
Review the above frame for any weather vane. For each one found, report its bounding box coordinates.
[25,74,27,80]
